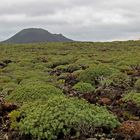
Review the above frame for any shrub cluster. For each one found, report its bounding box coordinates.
[72,82,95,93]
[56,64,81,73]
[6,83,63,104]
[135,79,140,92]
[1,82,18,96]
[78,65,116,85]
[11,95,119,140]
[122,92,140,106]
[102,72,130,88]
[47,57,76,69]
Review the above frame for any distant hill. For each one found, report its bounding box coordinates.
[2,28,73,44]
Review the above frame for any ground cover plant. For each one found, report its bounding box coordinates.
[9,95,119,140]
[0,41,140,140]
[72,82,95,93]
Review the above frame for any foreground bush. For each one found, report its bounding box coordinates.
[72,82,95,93]
[5,83,63,104]
[123,92,140,106]
[11,96,119,140]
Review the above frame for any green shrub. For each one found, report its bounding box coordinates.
[19,78,46,85]
[57,73,69,80]
[65,64,81,73]
[122,92,140,106]
[9,110,21,129]
[0,76,11,84]
[2,82,18,89]
[55,65,66,71]
[1,82,18,96]
[11,70,27,83]
[102,72,130,88]
[5,83,63,104]
[12,96,119,140]
[73,82,95,93]
[19,71,56,85]
[34,64,48,71]
[75,58,94,66]
[78,65,116,84]
[47,57,76,68]
[135,79,140,91]
[55,64,81,73]
[2,63,23,73]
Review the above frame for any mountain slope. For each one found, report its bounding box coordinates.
[2,28,73,43]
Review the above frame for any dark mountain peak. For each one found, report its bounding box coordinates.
[21,28,49,33]
[2,28,73,44]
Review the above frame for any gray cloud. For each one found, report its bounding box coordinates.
[0,0,140,41]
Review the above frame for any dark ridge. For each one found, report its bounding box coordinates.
[2,28,73,44]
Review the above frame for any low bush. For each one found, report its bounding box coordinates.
[47,57,76,69]
[75,58,94,67]
[102,72,130,88]
[0,75,11,84]
[10,70,27,84]
[122,92,140,106]
[19,78,46,85]
[135,79,140,92]
[78,65,116,85]
[11,95,119,140]
[55,64,81,73]
[65,64,81,73]
[57,73,69,80]
[73,70,84,76]
[5,83,63,104]
[1,82,18,96]
[73,82,95,93]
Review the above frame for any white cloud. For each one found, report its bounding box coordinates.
[0,0,140,41]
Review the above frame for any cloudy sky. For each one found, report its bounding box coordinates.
[0,0,140,41]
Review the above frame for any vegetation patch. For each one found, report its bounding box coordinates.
[135,79,140,92]
[5,83,63,104]
[102,72,131,89]
[78,64,117,85]
[0,41,140,139]
[10,95,119,140]
[122,92,140,106]
[72,82,95,93]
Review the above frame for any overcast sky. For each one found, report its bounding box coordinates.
[0,0,140,41]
